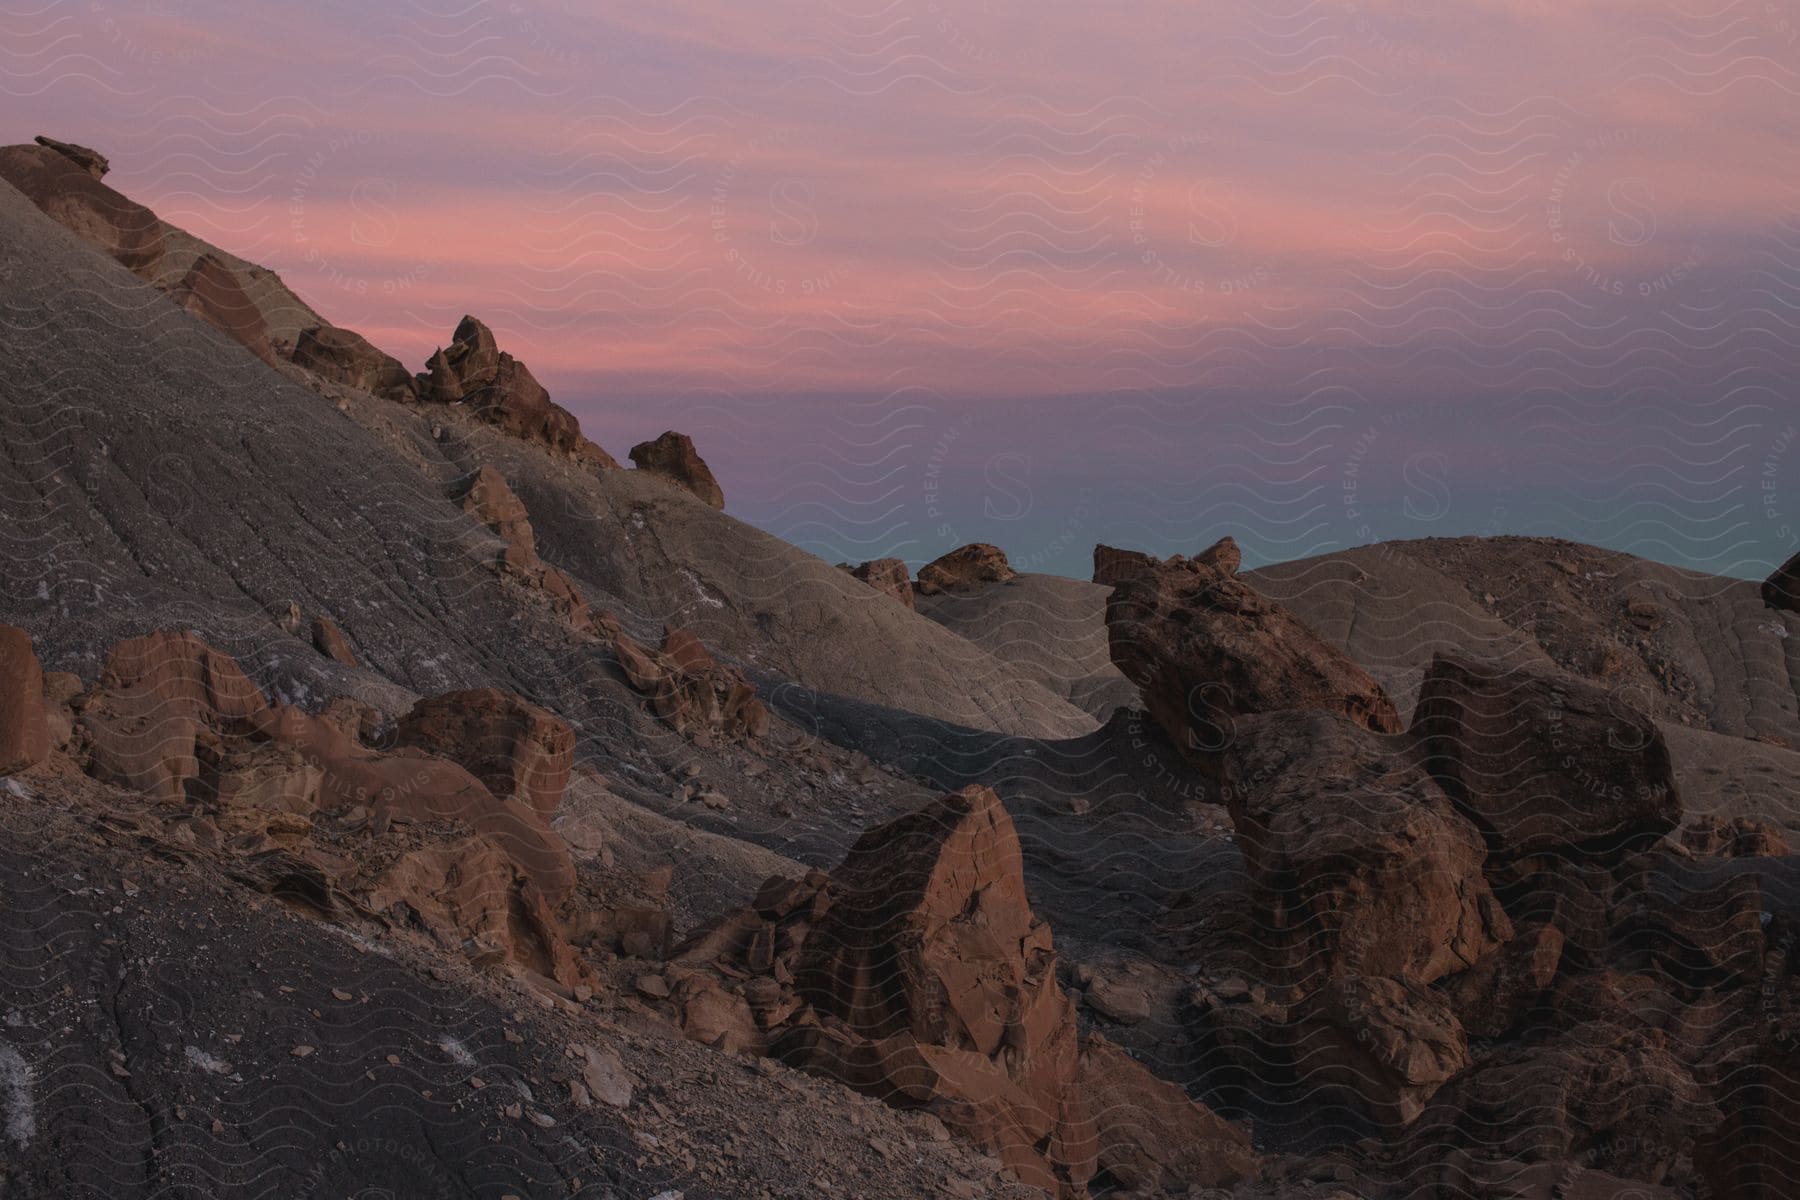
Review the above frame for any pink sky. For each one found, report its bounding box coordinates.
[7,0,1798,577]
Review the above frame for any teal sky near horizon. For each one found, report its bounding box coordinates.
[6,0,1798,579]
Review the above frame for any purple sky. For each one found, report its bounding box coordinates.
[8,0,1799,578]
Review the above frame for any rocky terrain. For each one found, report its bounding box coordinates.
[1,136,1798,1199]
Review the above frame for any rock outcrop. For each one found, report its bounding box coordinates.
[34,134,109,178]
[1107,541,1403,757]
[169,252,277,365]
[453,464,595,632]
[418,316,617,466]
[78,630,273,803]
[291,323,418,402]
[628,431,724,509]
[1222,709,1511,991]
[612,627,769,744]
[848,558,915,608]
[1763,548,1800,612]
[1409,654,1681,861]
[0,141,163,273]
[669,786,1256,1195]
[0,625,50,775]
[917,543,1015,594]
[397,688,574,820]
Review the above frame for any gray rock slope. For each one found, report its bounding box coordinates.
[0,173,1092,744]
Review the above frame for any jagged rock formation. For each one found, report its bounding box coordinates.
[918,542,1016,593]
[628,430,724,508]
[0,139,163,272]
[612,626,770,744]
[1106,540,1403,757]
[670,785,1258,1195]
[420,315,618,466]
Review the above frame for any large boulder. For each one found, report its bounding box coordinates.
[1763,548,1800,612]
[290,323,417,402]
[1221,710,1511,991]
[1107,543,1402,757]
[1409,654,1681,861]
[1095,537,1240,588]
[628,431,724,509]
[396,688,574,820]
[0,626,50,775]
[418,316,617,466]
[169,252,277,365]
[916,543,1015,594]
[0,142,163,273]
[672,785,1255,1194]
[78,630,271,803]
[363,834,588,987]
[783,784,1099,1191]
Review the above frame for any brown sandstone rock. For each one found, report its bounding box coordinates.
[1097,538,1240,588]
[252,702,576,904]
[34,135,109,178]
[0,142,163,273]
[1093,544,1156,588]
[0,626,50,775]
[628,431,724,509]
[1222,710,1511,991]
[170,252,276,365]
[1762,548,1800,612]
[310,615,358,666]
[79,630,271,803]
[1290,974,1470,1128]
[364,834,587,987]
[418,316,617,465]
[291,323,417,402]
[458,464,539,572]
[916,543,1014,594]
[1076,1034,1257,1191]
[396,688,574,820]
[1107,544,1402,756]
[849,558,914,609]
[611,627,769,744]
[785,785,1098,1190]
[1409,654,1681,861]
